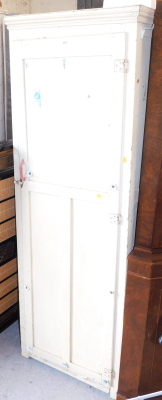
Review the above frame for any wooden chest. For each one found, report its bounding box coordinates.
[0,140,18,332]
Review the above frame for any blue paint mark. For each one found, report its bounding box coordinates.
[34,91,41,102]
[103,380,108,385]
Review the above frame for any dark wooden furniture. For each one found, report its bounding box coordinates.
[0,140,18,332]
[117,1,162,399]
[77,0,103,9]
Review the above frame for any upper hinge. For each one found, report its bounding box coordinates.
[114,59,128,73]
[109,213,121,224]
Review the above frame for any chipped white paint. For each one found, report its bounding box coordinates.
[5,3,154,398]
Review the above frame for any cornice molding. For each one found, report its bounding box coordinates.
[4,6,154,31]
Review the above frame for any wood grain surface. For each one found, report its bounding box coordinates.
[135,1,162,251]
[0,176,14,201]
[117,2,162,399]
[0,218,16,242]
[0,273,18,298]
[0,289,18,313]
[0,258,17,282]
[0,197,15,223]
[0,154,13,171]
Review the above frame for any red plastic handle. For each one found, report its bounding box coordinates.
[20,159,26,182]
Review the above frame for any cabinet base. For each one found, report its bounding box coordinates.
[117,249,162,399]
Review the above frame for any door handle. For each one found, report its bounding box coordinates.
[14,159,33,189]
[14,159,26,189]
[20,159,26,182]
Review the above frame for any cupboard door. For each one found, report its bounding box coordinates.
[12,32,126,392]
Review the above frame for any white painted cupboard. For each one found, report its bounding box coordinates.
[5,3,154,397]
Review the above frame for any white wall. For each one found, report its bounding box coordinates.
[30,0,77,13]
[0,0,77,15]
[0,0,30,14]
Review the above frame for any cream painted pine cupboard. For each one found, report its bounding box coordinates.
[5,3,154,397]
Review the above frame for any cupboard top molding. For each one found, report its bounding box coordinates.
[4,6,154,31]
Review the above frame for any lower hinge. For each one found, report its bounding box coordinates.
[26,346,33,356]
[109,213,121,224]
[114,59,128,73]
[102,368,115,386]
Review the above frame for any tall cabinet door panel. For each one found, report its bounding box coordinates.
[10,31,126,393]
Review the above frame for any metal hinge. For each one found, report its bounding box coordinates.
[26,346,33,356]
[114,59,128,73]
[14,179,24,189]
[109,213,121,224]
[102,368,115,386]
[26,346,32,351]
[62,362,69,369]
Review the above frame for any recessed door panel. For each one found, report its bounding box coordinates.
[24,55,114,191]
[71,199,116,374]
[30,191,70,357]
